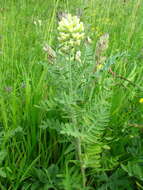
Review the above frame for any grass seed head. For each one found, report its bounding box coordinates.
[96,33,109,57]
[94,33,109,71]
[43,44,56,63]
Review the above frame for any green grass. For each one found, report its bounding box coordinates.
[0,0,143,189]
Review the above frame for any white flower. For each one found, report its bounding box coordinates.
[33,19,42,26]
[87,37,92,44]
[75,51,81,62]
[38,19,42,26]
[34,20,37,25]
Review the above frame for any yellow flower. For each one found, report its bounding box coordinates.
[58,32,70,41]
[139,98,143,103]
[72,33,84,40]
[74,40,81,46]
[96,64,103,70]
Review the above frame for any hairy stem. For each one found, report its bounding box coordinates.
[76,137,86,187]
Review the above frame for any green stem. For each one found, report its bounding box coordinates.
[68,56,86,187]
[76,137,86,187]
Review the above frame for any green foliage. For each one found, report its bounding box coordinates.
[22,164,59,190]
[0,0,143,189]
[95,169,133,190]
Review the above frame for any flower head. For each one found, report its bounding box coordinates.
[43,43,56,63]
[58,13,84,54]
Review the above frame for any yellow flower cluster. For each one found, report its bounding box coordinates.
[58,14,84,53]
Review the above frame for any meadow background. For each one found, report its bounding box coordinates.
[1,0,143,189]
